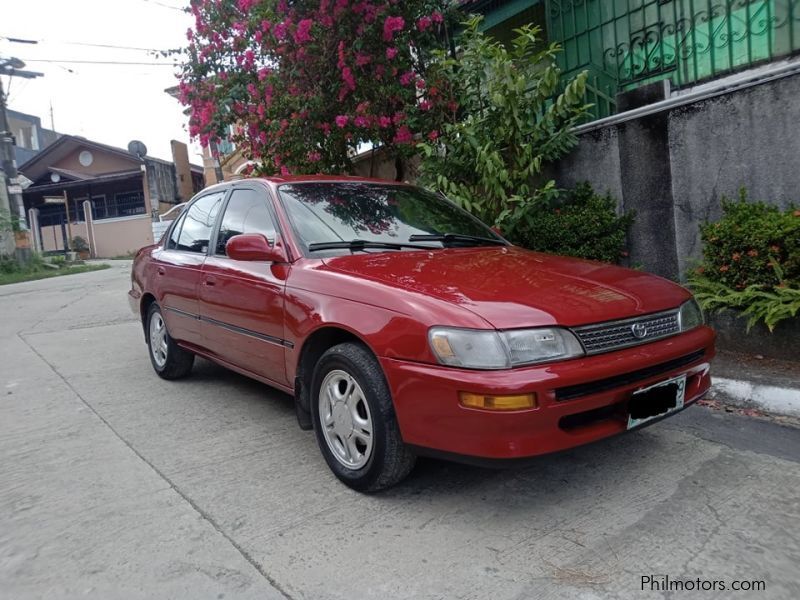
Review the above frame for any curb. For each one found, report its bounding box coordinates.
[710,377,800,418]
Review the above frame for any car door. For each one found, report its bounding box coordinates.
[199,185,289,386]
[152,190,225,348]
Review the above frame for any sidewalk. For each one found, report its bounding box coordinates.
[710,351,800,419]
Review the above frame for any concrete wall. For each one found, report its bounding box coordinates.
[552,70,800,280]
[40,215,153,258]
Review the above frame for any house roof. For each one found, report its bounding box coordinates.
[23,170,144,196]
[18,134,203,181]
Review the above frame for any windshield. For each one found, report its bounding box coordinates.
[278,182,505,256]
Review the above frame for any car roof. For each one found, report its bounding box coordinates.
[256,174,408,185]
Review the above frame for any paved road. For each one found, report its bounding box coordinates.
[1,262,798,600]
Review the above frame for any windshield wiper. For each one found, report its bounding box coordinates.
[307,239,435,252]
[408,233,507,246]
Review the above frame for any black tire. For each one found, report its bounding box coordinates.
[311,342,415,492]
[145,303,194,380]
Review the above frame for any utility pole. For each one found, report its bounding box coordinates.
[0,56,43,258]
[0,57,43,244]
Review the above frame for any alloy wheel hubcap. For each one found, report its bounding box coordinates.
[319,370,374,470]
[149,312,168,368]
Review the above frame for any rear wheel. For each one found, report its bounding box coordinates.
[146,303,194,379]
[311,342,415,492]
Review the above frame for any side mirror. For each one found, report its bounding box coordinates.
[226,234,286,262]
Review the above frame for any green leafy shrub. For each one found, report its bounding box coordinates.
[690,190,800,330]
[498,182,634,263]
[698,189,800,288]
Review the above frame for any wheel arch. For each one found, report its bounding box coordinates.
[140,293,157,338]
[293,325,379,430]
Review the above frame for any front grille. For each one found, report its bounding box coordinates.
[555,349,706,401]
[572,309,680,355]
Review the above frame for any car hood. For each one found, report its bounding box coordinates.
[321,247,690,329]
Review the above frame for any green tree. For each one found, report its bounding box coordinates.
[179,0,454,179]
[418,17,590,227]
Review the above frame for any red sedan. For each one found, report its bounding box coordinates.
[129,176,715,491]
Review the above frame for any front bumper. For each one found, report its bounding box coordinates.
[380,326,715,461]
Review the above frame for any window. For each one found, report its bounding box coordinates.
[278,182,501,256]
[113,191,146,217]
[176,192,224,253]
[216,188,276,255]
[167,212,187,250]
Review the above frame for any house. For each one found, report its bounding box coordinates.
[6,109,60,165]
[19,135,204,257]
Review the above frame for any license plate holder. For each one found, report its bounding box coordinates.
[627,375,687,430]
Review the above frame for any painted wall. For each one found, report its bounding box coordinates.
[551,70,800,280]
[52,147,140,176]
[39,215,153,258]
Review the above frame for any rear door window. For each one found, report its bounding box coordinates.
[176,192,224,253]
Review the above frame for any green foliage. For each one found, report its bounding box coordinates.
[71,236,90,252]
[0,209,22,233]
[419,17,591,225]
[689,274,800,332]
[690,189,800,330]
[0,257,109,286]
[698,189,800,288]
[499,183,634,263]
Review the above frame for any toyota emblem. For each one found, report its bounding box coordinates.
[631,323,648,339]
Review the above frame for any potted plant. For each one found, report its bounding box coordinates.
[72,236,90,260]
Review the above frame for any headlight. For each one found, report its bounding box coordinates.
[678,298,704,331]
[428,326,584,370]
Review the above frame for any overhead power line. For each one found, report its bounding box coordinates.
[2,35,175,53]
[140,0,187,12]
[20,58,180,66]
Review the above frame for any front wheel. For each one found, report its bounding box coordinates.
[146,303,194,379]
[311,342,415,492]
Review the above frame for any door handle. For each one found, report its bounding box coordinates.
[203,276,217,286]
[157,266,165,275]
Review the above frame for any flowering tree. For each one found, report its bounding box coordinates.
[179,0,455,179]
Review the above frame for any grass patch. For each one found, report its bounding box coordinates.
[0,261,111,286]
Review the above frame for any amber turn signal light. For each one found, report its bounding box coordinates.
[459,392,536,411]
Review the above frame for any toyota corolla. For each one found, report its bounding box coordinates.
[129,176,715,491]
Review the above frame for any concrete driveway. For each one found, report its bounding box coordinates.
[1,261,798,599]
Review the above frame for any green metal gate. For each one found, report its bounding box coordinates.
[546,0,800,118]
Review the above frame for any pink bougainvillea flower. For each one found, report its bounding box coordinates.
[294,19,314,44]
[393,125,413,144]
[341,66,356,91]
[354,115,370,127]
[355,53,371,66]
[419,99,432,111]
[335,115,349,128]
[417,16,432,31]
[415,78,426,89]
[378,116,392,128]
[307,151,321,162]
[431,11,444,23]
[399,71,415,86]
[427,130,439,141]
[386,47,398,59]
[383,16,405,41]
